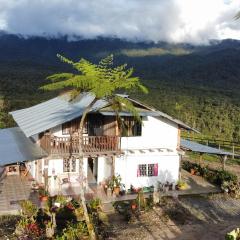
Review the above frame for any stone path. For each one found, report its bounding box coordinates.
[0,174,39,215]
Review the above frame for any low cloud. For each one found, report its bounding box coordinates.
[0,0,239,44]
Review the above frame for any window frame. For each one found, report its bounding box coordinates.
[137,163,158,177]
[63,157,77,173]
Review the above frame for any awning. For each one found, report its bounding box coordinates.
[180,139,234,156]
[0,127,48,166]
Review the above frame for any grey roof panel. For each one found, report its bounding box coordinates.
[100,111,160,117]
[0,127,48,166]
[180,138,234,156]
[10,93,108,137]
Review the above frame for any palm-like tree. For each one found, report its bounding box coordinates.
[41,54,148,239]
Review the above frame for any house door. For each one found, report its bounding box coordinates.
[87,157,98,184]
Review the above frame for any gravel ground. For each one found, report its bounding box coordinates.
[106,194,240,240]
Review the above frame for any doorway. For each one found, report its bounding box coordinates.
[87,157,98,184]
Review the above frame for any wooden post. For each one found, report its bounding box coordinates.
[232,145,235,160]
[220,155,227,170]
[199,153,203,166]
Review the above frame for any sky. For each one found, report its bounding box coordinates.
[0,0,239,44]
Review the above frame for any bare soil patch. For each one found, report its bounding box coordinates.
[106,194,240,240]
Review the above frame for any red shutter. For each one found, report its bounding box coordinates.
[137,166,140,177]
[154,164,158,176]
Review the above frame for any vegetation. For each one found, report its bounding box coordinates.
[182,160,240,197]
[1,36,240,142]
[14,197,108,239]
[41,54,147,239]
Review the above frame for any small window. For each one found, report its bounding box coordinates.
[137,163,158,177]
[138,164,147,177]
[63,157,77,172]
[148,164,155,176]
[122,117,142,137]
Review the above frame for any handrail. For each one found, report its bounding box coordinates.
[40,135,120,155]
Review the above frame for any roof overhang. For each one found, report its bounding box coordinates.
[180,138,235,156]
[0,127,48,166]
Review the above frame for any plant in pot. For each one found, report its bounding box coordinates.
[38,186,48,202]
[131,200,137,210]
[108,175,125,196]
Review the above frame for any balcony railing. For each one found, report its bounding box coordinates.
[40,134,120,156]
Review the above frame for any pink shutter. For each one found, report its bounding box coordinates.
[137,166,140,177]
[154,164,158,176]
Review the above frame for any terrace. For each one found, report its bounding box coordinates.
[40,134,121,157]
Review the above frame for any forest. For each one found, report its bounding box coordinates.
[0,34,240,141]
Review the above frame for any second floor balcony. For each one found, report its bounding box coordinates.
[40,134,121,157]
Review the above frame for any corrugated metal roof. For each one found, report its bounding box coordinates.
[10,93,108,137]
[10,92,196,137]
[127,97,199,132]
[0,127,48,166]
[100,111,160,117]
[180,139,234,156]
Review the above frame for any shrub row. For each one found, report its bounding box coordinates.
[182,161,238,187]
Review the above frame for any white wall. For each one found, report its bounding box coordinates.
[121,116,179,150]
[97,157,112,184]
[46,157,88,195]
[115,153,180,190]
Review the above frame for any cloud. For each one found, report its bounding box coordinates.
[0,0,239,44]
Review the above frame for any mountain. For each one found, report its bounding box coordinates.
[0,33,240,141]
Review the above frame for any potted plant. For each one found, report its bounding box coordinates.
[108,175,125,196]
[38,187,48,202]
[131,200,137,210]
[177,180,188,190]
[190,168,196,175]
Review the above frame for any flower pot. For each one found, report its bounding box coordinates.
[131,204,137,210]
[39,196,48,202]
[114,187,120,196]
[190,169,195,175]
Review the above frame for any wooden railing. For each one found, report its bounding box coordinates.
[40,134,120,156]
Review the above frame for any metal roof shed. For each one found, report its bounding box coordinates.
[0,127,48,166]
[180,139,235,170]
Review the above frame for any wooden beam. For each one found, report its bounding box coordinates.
[220,155,227,170]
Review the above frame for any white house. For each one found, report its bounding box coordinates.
[8,93,195,196]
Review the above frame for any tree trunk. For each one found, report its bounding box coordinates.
[78,98,97,240]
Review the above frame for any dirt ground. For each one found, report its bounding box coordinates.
[106,194,240,240]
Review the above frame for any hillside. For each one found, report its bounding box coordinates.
[0,34,240,141]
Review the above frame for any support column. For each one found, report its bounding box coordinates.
[220,155,227,170]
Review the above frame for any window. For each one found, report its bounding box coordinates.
[122,117,142,137]
[137,164,158,177]
[148,164,155,176]
[138,164,147,176]
[63,157,76,172]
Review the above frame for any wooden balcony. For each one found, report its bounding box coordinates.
[40,134,121,157]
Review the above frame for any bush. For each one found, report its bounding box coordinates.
[182,161,238,196]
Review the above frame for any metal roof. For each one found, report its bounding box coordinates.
[10,93,108,137]
[10,92,196,137]
[0,127,48,166]
[127,97,199,132]
[180,139,234,156]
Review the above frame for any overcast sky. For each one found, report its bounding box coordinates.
[0,0,239,44]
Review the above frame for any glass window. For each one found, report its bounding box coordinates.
[63,157,76,172]
[122,117,142,137]
[137,163,158,177]
[138,164,147,176]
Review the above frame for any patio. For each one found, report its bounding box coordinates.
[101,169,221,204]
[0,174,39,215]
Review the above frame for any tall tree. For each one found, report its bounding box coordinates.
[41,54,148,239]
